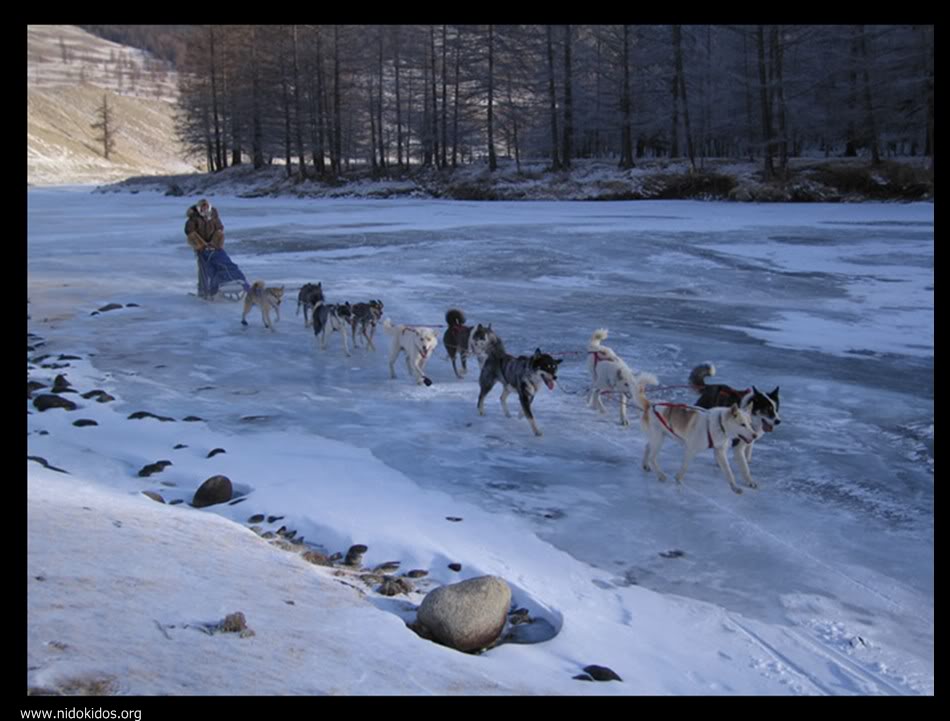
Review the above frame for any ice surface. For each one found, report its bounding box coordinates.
[27,189,933,695]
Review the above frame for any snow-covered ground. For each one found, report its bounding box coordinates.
[26,188,933,696]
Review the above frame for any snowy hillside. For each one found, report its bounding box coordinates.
[27,25,200,186]
[26,188,933,697]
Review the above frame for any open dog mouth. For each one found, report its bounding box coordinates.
[544,376,556,390]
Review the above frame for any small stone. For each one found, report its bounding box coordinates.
[247,514,266,524]
[267,515,284,524]
[378,577,414,596]
[374,561,401,573]
[51,374,72,392]
[173,443,188,450]
[183,416,205,423]
[659,549,685,559]
[302,550,332,566]
[97,303,124,313]
[218,612,252,636]
[142,491,165,504]
[72,419,98,427]
[32,394,77,412]
[344,544,368,567]
[573,674,594,682]
[446,516,463,522]
[582,665,622,682]
[406,569,429,579]
[448,563,462,572]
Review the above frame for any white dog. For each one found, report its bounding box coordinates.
[638,384,758,494]
[383,319,439,386]
[587,329,658,427]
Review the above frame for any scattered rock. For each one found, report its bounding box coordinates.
[32,394,78,412]
[415,576,512,653]
[28,455,69,474]
[96,303,124,313]
[214,612,255,638]
[302,550,332,567]
[406,569,429,579]
[141,491,165,504]
[228,497,247,506]
[27,380,47,397]
[192,475,233,508]
[659,549,685,559]
[183,416,204,423]
[169,499,184,506]
[374,561,401,574]
[247,514,266,524]
[128,411,175,422]
[51,375,72,392]
[276,526,296,539]
[81,390,115,403]
[446,516,463,522]
[125,303,140,308]
[57,354,82,361]
[267,515,284,524]
[378,577,414,596]
[72,419,98,427]
[137,461,172,478]
[344,544,368,567]
[206,448,226,458]
[573,674,594,682]
[582,665,622,682]
[173,443,188,450]
[448,563,462,573]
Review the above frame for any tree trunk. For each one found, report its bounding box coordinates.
[430,26,440,168]
[618,25,635,169]
[394,27,404,168]
[332,25,343,176]
[292,25,308,180]
[441,25,448,170]
[756,25,775,180]
[545,25,560,170]
[672,25,695,171]
[561,24,573,169]
[452,27,461,168]
[208,27,223,172]
[771,25,788,178]
[487,25,497,171]
[855,25,881,166]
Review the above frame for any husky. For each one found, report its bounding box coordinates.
[241,281,285,330]
[296,282,325,328]
[689,363,781,483]
[349,299,384,350]
[638,384,758,494]
[313,301,353,356]
[382,318,439,386]
[587,328,659,427]
[443,308,473,379]
[468,323,500,368]
[476,331,562,437]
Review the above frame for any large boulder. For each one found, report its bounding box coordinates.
[192,475,233,508]
[416,575,511,653]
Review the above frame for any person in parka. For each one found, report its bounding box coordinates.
[185,198,225,251]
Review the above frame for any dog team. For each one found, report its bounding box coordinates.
[241,280,781,495]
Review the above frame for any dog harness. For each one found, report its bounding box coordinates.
[589,350,609,369]
[652,403,725,449]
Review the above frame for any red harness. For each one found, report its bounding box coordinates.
[589,350,609,369]
[652,403,719,449]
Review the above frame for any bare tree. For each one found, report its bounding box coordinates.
[91,94,118,160]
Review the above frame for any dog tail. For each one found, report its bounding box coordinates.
[588,328,609,349]
[688,362,716,391]
[446,308,466,327]
[251,280,265,291]
[382,318,398,336]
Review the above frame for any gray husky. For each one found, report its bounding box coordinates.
[296,282,325,328]
[349,299,384,350]
[313,301,353,356]
[476,331,562,437]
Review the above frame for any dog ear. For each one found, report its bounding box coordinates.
[770,386,780,399]
[556,358,562,365]
[730,403,740,415]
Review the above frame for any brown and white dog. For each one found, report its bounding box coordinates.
[638,383,757,494]
[241,281,284,330]
[383,318,439,386]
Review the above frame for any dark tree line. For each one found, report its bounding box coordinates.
[173,24,934,178]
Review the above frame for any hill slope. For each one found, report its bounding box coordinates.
[27,25,199,186]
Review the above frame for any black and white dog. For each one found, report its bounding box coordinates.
[469,323,500,368]
[296,282,325,328]
[689,362,781,488]
[349,299,384,350]
[313,301,353,356]
[476,330,562,437]
[443,308,473,379]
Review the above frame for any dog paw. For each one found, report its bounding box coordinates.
[423,377,432,387]
[730,485,744,494]
[241,320,248,326]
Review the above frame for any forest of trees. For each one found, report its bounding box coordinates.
[170,25,934,180]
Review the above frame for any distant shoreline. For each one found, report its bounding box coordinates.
[93,156,934,203]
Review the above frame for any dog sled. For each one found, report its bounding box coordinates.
[195,248,249,301]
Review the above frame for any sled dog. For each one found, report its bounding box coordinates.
[587,328,659,427]
[241,281,284,330]
[476,331,562,437]
[383,318,439,386]
[313,301,353,356]
[638,384,758,494]
[689,363,781,481]
[296,282,325,328]
[443,308,474,379]
[349,299,385,350]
